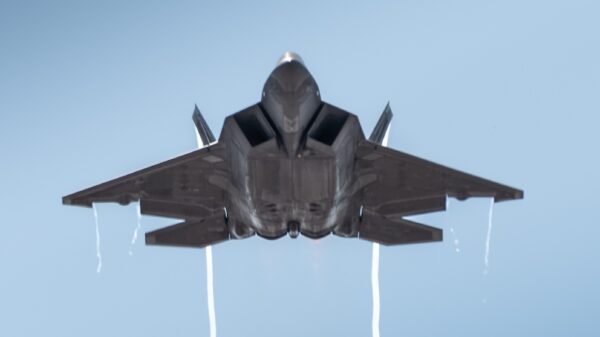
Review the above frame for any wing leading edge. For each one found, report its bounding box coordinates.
[357,141,523,206]
[63,144,227,207]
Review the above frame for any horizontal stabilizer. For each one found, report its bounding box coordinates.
[359,210,442,245]
[140,198,213,220]
[145,212,229,248]
[377,196,447,218]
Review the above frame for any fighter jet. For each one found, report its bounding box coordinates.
[63,52,523,248]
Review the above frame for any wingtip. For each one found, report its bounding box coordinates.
[62,194,92,208]
[514,189,524,200]
[62,195,72,205]
[494,189,524,202]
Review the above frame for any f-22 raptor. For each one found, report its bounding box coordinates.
[63,52,523,248]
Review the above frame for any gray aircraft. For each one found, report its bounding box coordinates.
[63,52,523,248]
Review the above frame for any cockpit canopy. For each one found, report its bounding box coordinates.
[261,52,321,154]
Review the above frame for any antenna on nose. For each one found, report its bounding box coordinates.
[276,51,305,67]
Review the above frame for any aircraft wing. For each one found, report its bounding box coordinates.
[357,140,523,218]
[63,143,229,220]
[355,140,522,245]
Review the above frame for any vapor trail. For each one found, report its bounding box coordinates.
[371,127,389,337]
[196,126,217,337]
[129,202,142,256]
[446,196,460,253]
[92,204,102,273]
[449,228,461,253]
[206,246,217,337]
[483,198,494,275]
[371,243,380,337]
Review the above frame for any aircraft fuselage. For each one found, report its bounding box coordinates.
[220,100,365,240]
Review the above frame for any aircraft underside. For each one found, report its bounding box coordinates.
[63,53,522,249]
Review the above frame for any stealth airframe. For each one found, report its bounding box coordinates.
[63,52,523,248]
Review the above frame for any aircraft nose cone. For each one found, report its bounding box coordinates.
[262,52,321,158]
[276,51,305,67]
[268,53,312,92]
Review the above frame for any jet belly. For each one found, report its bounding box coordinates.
[248,103,365,239]
[249,154,337,239]
[303,104,366,239]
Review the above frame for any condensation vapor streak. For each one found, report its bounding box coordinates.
[483,198,494,275]
[371,127,389,337]
[92,204,102,273]
[371,243,380,337]
[449,228,460,253]
[196,126,217,337]
[206,245,217,337]
[129,202,142,255]
[446,196,460,253]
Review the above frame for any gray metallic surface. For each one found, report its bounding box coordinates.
[368,103,393,144]
[192,105,216,145]
[359,101,443,244]
[63,52,523,248]
[261,57,321,156]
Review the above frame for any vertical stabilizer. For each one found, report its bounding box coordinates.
[193,105,216,146]
[368,103,393,145]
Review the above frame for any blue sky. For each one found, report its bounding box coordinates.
[1,0,599,336]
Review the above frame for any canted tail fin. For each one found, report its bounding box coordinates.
[368,103,393,145]
[193,105,216,146]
